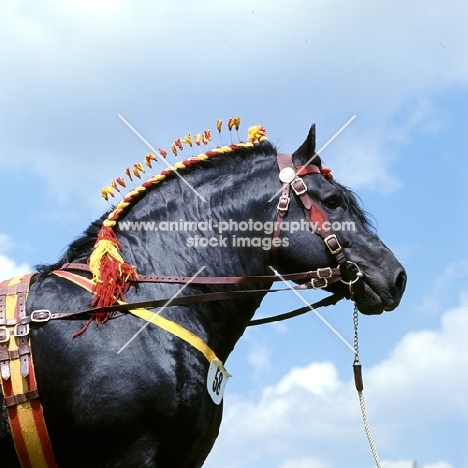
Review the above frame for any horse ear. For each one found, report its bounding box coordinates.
[292,124,316,163]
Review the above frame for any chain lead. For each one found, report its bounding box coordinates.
[353,303,360,365]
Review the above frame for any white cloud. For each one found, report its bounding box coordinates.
[381,460,454,468]
[413,260,468,315]
[0,254,30,280]
[380,461,416,468]
[387,98,451,144]
[204,296,468,468]
[247,340,272,376]
[275,362,340,396]
[0,233,12,251]
[380,461,453,468]
[367,303,468,423]
[0,0,466,200]
[278,457,332,468]
[0,234,30,280]
[326,127,401,194]
[423,463,453,468]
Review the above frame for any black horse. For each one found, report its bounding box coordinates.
[0,124,406,467]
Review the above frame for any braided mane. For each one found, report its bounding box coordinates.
[103,132,268,231]
[37,123,269,324]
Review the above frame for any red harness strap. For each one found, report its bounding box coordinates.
[0,275,57,468]
[272,153,346,271]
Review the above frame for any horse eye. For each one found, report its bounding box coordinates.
[324,195,341,209]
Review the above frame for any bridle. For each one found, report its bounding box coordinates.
[273,153,347,279]
[273,152,363,294]
[20,151,364,328]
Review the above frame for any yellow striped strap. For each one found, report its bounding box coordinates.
[126,307,218,362]
[51,270,219,362]
[0,276,58,468]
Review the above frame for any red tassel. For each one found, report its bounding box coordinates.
[83,226,138,331]
[91,257,136,308]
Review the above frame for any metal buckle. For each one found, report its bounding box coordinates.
[31,309,52,322]
[14,323,29,337]
[0,326,10,343]
[317,267,333,278]
[323,234,342,255]
[310,277,328,289]
[277,195,290,212]
[291,176,307,196]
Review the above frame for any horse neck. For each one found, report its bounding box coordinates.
[116,149,279,359]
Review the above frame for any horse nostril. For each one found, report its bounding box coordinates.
[394,269,407,295]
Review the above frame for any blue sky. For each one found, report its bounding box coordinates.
[1,1,467,467]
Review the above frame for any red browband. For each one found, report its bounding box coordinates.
[295,164,333,179]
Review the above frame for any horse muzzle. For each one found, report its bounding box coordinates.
[340,262,407,315]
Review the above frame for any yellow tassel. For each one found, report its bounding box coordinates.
[182,133,192,146]
[247,125,267,142]
[89,238,125,284]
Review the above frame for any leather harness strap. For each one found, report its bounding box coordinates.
[272,152,346,272]
[0,275,57,468]
[58,262,342,285]
[48,271,220,363]
[0,279,31,381]
[15,268,341,326]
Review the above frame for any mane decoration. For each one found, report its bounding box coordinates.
[85,119,268,329]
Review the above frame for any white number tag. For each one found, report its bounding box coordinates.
[207,359,231,405]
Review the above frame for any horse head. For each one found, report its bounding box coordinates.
[277,124,406,315]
